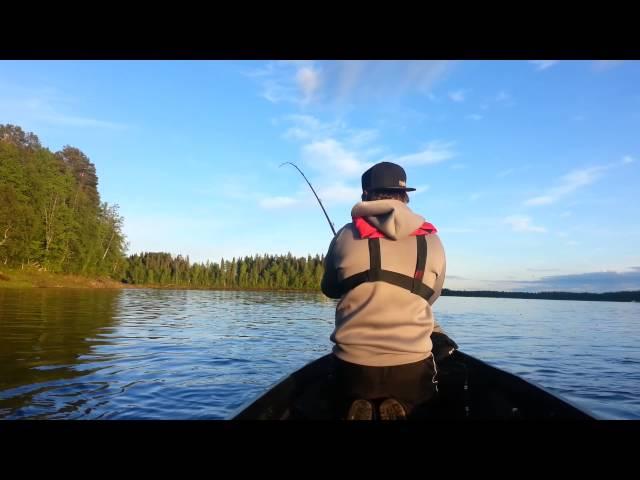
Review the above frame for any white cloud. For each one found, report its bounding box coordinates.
[0,86,127,130]
[566,240,580,246]
[525,195,555,206]
[282,114,343,141]
[283,115,380,152]
[384,141,456,166]
[622,155,635,164]
[448,90,467,102]
[250,62,317,104]
[560,211,572,218]
[451,164,466,170]
[296,67,321,103]
[316,183,362,205]
[38,113,126,129]
[302,139,371,177]
[284,115,456,174]
[497,168,516,178]
[249,60,452,106]
[524,165,608,206]
[593,60,625,71]
[279,114,457,215]
[362,146,384,158]
[346,129,379,147]
[336,60,452,101]
[504,215,547,233]
[465,114,483,121]
[530,60,559,71]
[510,267,640,293]
[259,196,299,209]
[469,193,482,201]
[495,91,511,102]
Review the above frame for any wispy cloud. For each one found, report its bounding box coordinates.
[296,67,321,103]
[523,157,633,207]
[302,139,371,177]
[316,182,362,205]
[334,60,452,102]
[347,129,379,148]
[259,196,299,209]
[276,114,456,210]
[282,114,344,141]
[383,141,456,166]
[248,60,452,106]
[37,113,126,129]
[448,89,467,102]
[504,215,547,233]
[495,91,511,102]
[530,60,559,71]
[465,114,483,121]
[524,165,607,206]
[0,85,127,130]
[593,60,625,71]
[497,168,516,178]
[512,267,640,293]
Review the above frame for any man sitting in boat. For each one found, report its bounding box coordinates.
[321,161,447,420]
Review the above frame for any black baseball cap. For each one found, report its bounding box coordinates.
[361,162,416,192]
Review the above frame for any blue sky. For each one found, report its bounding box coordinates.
[1,60,639,292]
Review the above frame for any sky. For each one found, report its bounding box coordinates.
[1,60,639,292]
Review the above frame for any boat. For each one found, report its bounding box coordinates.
[230,338,595,420]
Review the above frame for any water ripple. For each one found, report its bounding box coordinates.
[1,289,638,419]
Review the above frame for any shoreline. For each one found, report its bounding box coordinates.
[1,268,638,302]
[0,268,321,293]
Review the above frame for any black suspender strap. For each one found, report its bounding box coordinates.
[412,235,427,294]
[368,238,381,281]
[339,235,435,302]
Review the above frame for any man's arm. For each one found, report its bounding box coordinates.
[428,235,446,306]
[432,320,446,335]
[320,232,342,299]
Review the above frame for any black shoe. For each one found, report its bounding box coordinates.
[379,398,407,420]
[346,399,374,420]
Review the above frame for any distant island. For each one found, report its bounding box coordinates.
[441,288,640,302]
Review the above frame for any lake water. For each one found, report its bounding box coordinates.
[1,288,638,419]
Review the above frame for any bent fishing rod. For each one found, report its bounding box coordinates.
[279,162,336,236]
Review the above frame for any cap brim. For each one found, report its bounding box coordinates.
[371,186,416,192]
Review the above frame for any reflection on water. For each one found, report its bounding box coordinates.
[0,288,638,419]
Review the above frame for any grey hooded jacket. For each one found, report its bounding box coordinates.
[321,199,446,367]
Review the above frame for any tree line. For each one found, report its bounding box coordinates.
[123,251,325,290]
[0,124,127,277]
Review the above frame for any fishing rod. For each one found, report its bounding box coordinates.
[279,162,336,236]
